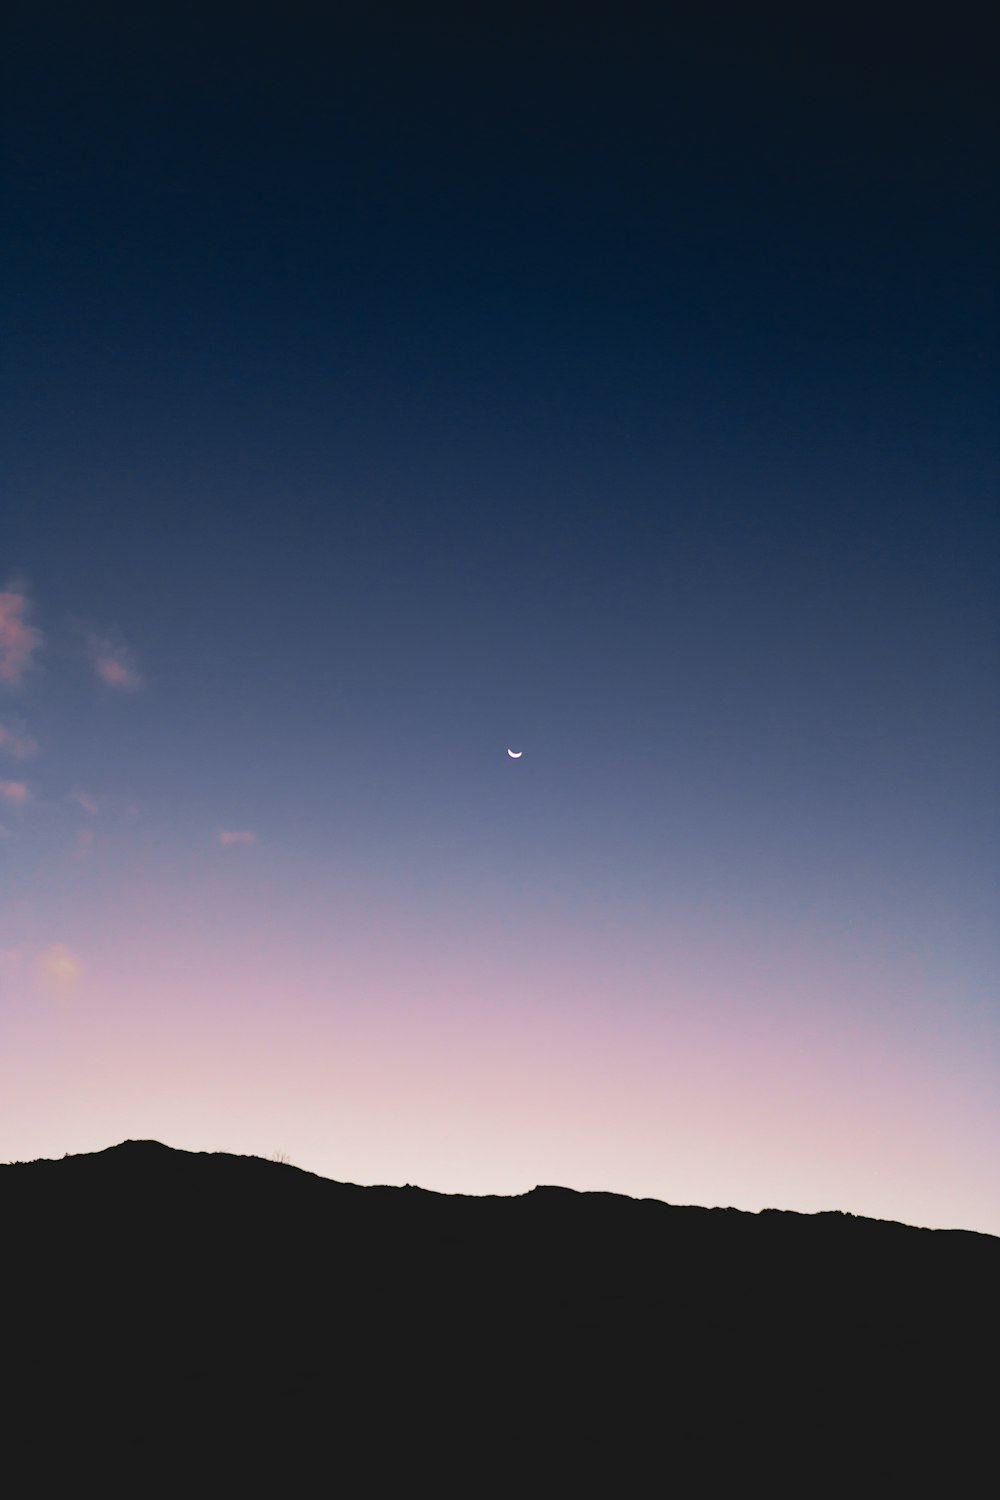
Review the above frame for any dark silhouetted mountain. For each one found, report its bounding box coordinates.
[4,1141,996,1489]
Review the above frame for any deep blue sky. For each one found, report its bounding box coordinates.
[1,3,997,1227]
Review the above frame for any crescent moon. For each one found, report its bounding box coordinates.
[507,748,523,759]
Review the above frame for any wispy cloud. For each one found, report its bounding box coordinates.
[0,584,41,686]
[218,829,257,847]
[0,946,24,971]
[70,790,99,816]
[75,828,95,857]
[35,943,82,997]
[0,720,38,759]
[88,630,142,689]
[0,781,31,808]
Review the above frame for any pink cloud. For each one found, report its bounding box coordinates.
[0,781,31,808]
[35,942,82,997]
[71,790,99,816]
[0,720,38,759]
[0,586,41,686]
[75,828,95,857]
[88,632,142,689]
[218,830,257,847]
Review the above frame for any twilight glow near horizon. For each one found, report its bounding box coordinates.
[2,6,997,1234]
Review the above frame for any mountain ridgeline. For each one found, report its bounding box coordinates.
[4,1141,996,1486]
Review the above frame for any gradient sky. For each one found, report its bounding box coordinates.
[2,3,997,1233]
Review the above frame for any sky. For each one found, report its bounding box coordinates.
[2,2,997,1233]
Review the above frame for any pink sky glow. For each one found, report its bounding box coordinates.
[1,857,996,1236]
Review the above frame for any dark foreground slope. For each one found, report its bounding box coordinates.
[4,1141,997,1489]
